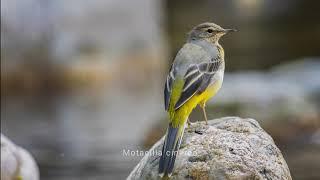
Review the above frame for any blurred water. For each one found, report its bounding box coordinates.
[1,87,163,179]
[1,0,166,178]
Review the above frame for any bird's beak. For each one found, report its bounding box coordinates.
[223,29,237,33]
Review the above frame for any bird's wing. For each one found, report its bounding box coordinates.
[174,58,222,110]
[164,46,222,111]
[164,64,175,111]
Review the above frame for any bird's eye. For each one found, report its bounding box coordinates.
[207,29,213,33]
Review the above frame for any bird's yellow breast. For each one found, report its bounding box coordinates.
[198,80,223,105]
[170,80,222,127]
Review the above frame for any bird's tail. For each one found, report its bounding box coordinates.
[159,123,185,177]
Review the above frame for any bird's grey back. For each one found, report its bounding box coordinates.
[172,40,219,77]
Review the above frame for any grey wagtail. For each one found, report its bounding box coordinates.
[159,22,236,177]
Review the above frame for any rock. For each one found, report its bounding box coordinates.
[127,117,292,180]
[1,134,39,180]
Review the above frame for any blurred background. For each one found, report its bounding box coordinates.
[1,0,320,179]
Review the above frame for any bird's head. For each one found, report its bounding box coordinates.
[188,22,236,44]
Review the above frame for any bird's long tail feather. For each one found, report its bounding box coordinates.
[159,123,185,177]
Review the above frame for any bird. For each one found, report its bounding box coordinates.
[159,22,236,177]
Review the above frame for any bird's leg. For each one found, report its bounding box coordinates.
[187,118,191,126]
[200,103,208,125]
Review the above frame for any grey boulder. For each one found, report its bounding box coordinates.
[127,117,292,180]
[1,134,39,180]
